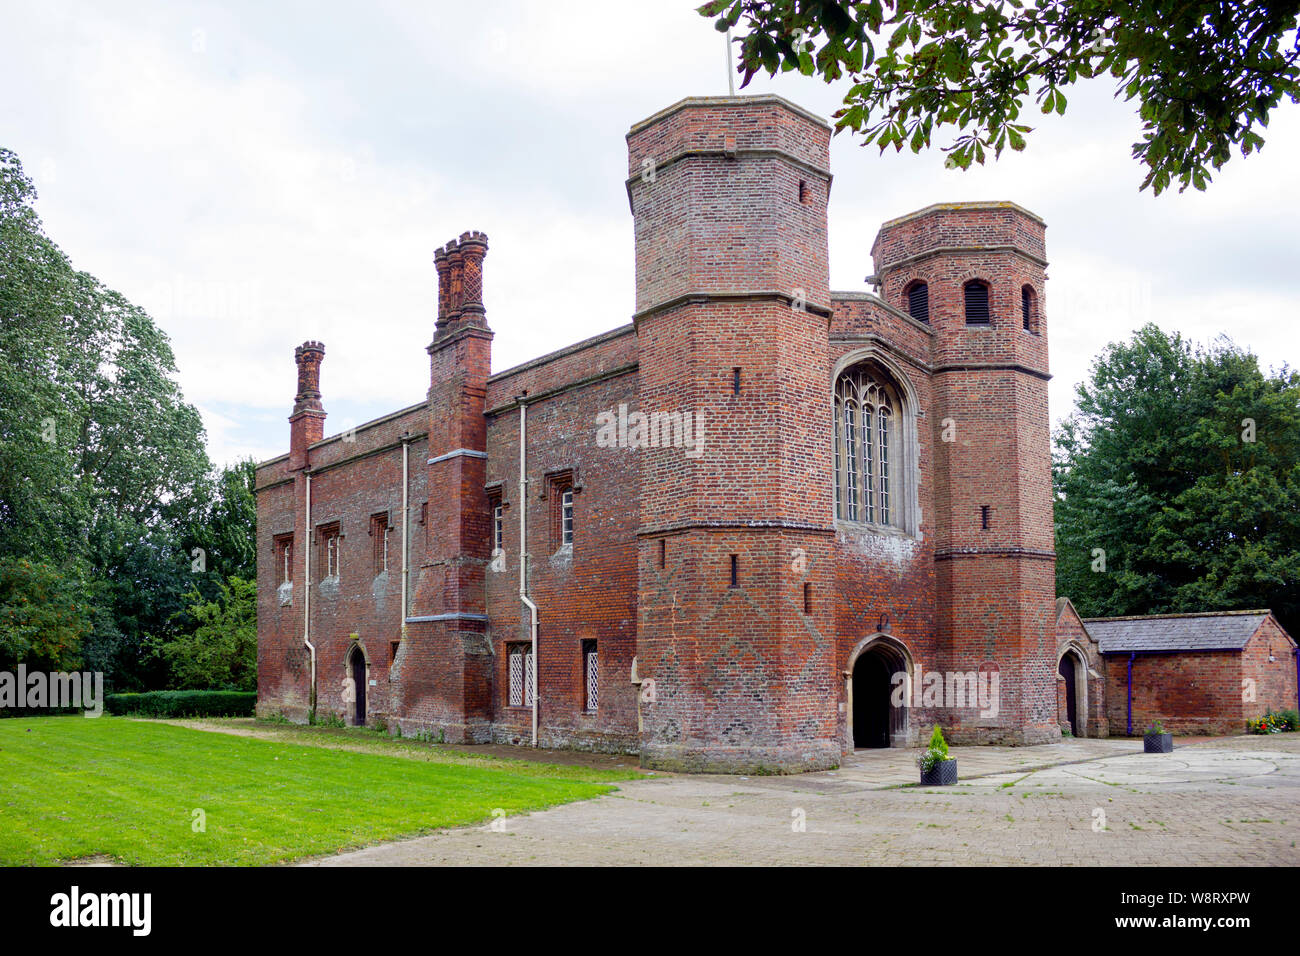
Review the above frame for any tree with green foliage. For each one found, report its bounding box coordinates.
[186,458,258,586]
[1055,323,1300,634]
[699,0,1300,193]
[0,557,92,672]
[0,147,221,689]
[158,576,257,692]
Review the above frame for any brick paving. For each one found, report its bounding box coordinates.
[306,734,1300,866]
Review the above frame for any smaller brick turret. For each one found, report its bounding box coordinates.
[288,340,326,471]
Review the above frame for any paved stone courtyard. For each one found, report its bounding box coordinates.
[305,734,1300,866]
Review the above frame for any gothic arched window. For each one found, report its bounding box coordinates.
[834,364,899,527]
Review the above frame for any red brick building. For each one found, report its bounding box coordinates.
[255,94,1066,772]
[1082,611,1296,737]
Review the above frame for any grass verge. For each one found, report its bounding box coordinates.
[0,716,632,865]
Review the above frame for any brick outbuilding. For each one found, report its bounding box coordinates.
[1080,610,1298,737]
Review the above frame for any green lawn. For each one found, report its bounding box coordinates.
[0,717,630,865]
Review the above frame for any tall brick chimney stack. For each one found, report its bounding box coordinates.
[288,340,326,471]
[456,231,488,325]
[434,246,453,333]
[404,230,494,742]
[433,231,489,338]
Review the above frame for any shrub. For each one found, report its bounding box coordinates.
[104,690,255,718]
[1247,710,1298,734]
[1146,720,1165,735]
[917,725,951,773]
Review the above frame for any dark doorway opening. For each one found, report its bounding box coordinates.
[1058,652,1078,735]
[350,646,367,726]
[853,642,907,748]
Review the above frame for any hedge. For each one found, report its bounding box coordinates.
[104,690,256,718]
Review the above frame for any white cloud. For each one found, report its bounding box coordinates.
[4,0,1297,467]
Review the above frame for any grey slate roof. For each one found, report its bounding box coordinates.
[1084,611,1270,654]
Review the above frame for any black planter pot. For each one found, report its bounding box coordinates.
[920,758,958,786]
[1143,732,1174,753]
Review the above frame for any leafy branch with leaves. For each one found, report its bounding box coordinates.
[699,0,1300,193]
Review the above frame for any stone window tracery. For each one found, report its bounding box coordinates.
[834,364,899,528]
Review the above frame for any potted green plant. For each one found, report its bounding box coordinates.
[1143,719,1173,753]
[917,725,958,785]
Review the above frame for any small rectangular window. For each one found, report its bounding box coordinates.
[488,491,504,557]
[582,639,598,714]
[508,643,534,707]
[545,470,578,551]
[319,522,341,580]
[803,582,812,615]
[659,538,666,568]
[732,367,742,395]
[561,488,574,547]
[274,534,294,585]
[371,512,389,575]
[729,554,738,588]
[981,505,991,530]
[389,640,400,665]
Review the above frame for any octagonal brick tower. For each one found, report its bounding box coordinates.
[627,96,839,772]
[872,202,1058,744]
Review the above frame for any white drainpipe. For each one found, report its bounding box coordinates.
[401,435,410,632]
[518,397,539,747]
[303,473,316,717]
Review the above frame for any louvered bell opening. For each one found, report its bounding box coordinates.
[907,283,929,323]
[964,282,990,325]
[1022,286,1033,330]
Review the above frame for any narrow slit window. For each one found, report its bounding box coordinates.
[878,406,891,525]
[803,582,812,614]
[729,554,738,588]
[658,538,666,568]
[371,513,389,575]
[1021,284,1036,332]
[561,488,574,546]
[732,367,741,395]
[844,402,859,521]
[861,403,875,524]
[582,640,598,713]
[981,505,991,530]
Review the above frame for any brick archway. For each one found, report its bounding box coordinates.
[1056,643,1089,738]
[346,642,369,727]
[845,634,915,750]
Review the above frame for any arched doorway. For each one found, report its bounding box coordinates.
[1058,650,1079,736]
[349,645,367,727]
[851,639,909,748]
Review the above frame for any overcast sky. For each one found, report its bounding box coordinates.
[4,0,1298,468]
